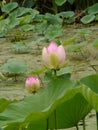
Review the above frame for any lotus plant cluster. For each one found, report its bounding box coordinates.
[25,41,66,93]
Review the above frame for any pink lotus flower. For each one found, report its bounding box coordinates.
[25,76,40,93]
[42,41,66,70]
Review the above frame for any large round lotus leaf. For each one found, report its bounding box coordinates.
[3,123,20,130]
[49,93,92,129]
[80,74,98,111]
[0,78,80,127]
[0,98,11,113]
[3,122,46,130]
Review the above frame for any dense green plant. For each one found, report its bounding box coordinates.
[35,0,98,14]
[0,1,98,45]
[0,2,39,37]
[1,0,98,24]
[81,3,98,24]
[2,0,98,12]
[0,2,64,41]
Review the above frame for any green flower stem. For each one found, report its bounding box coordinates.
[53,70,58,130]
[46,118,49,130]
[22,0,26,6]
[46,69,58,130]
[38,74,44,87]
[52,1,58,14]
[53,69,57,77]
[96,111,98,130]
[54,109,58,130]
[14,74,17,82]
[76,124,79,130]
[83,118,86,130]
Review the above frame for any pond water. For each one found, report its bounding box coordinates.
[0,24,98,129]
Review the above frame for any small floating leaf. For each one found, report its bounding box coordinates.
[20,24,34,31]
[45,24,63,40]
[1,2,18,14]
[67,41,87,52]
[63,34,78,45]
[88,3,98,15]
[58,11,74,18]
[57,66,72,76]
[92,38,98,48]
[1,60,27,75]
[75,29,92,34]
[55,0,67,6]
[81,14,95,24]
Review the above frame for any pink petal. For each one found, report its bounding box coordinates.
[42,47,49,65]
[47,41,58,53]
[57,45,66,63]
[42,47,53,68]
[26,77,33,87]
[35,78,40,87]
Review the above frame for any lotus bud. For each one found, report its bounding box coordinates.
[42,41,66,70]
[25,76,40,93]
